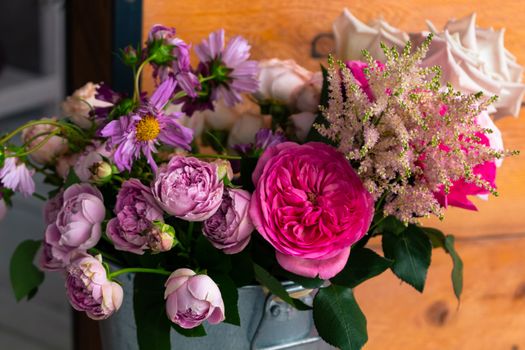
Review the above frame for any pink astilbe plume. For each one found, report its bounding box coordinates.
[316,35,512,222]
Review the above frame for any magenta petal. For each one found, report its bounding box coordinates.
[275,248,350,279]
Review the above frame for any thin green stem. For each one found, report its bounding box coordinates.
[0,120,63,145]
[199,74,216,83]
[89,248,123,266]
[133,57,153,103]
[32,193,47,201]
[9,131,60,158]
[192,153,241,160]
[109,267,171,279]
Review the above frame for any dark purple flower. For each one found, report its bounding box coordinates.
[147,25,200,98]
[99,77,194,172]
[106,179,164,254]
[233,129,286,156]
[194,29,259,107]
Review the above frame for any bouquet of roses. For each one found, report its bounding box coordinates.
[2,10,521,350]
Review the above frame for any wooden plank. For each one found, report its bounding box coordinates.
[143,0,525,237]
[357,236,525,349]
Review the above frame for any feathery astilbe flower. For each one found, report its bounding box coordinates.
[316,35,511,222]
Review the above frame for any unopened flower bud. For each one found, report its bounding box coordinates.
[90,161,113,184]
[122,46,138,67]
[147,222,176,253]
[213,159,234,182]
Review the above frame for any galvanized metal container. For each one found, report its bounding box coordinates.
[99,273,334,350]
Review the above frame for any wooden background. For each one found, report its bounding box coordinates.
[143,1,525,349]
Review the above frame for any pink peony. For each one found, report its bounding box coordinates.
[249,142,374,279]
[164,268,225,329]
[66,253,123,320]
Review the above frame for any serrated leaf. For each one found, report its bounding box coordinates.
[209,273,240,326]
[444,235,463,300]
[382,225,432,292]
[422,226,446,248]
[10,240,45,301]
[313,285,368,350]
[331,248,392,288]
[134,274,171,350]
[253,263,311,310]
[172,324,207,337]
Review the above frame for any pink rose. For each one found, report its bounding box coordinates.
[164,268,225,329]
[21,118,68,164]
[203,188,254,254]
[66,253,123,320]
[249,142,374,279]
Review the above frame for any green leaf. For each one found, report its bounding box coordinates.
[444,235,463,300]
[229,250,255,287]
[10,240,45,301]
[64,169,81,187]
[195,236,231,273]
[374,215,406,236]
[134,274,171,350]
[279,270,325,289]
[239,156,258,192]
[422,228,464,300]
[313,285,368,350]
[209,273,240,326]
[253,263,311,311]
[382,225,432,292]
[172,324,207,337]
[331,248,392,288]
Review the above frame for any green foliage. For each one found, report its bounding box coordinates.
[382,225,432,292]
[331,248,392,288]
[313,285,368,350]
[133,274,171,350]
[10,240,45,301]
[64,168,81,188]
[239,156,258,192]
[172,324,206,337]
[422,227,464,300]
[194,235,232,273]
[305,65,335,144]
[253,263,311,311]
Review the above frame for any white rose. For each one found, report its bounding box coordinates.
[295,72,322,113]
[254,59,314,109]
[333,9,409,62]
[62,82,113,129]
[418,13,525,119]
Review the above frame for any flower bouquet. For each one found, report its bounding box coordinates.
[2,10,522,350]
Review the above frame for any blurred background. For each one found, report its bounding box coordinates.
[0,0,524,349]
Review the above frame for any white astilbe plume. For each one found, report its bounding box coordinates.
[316,35,510,222]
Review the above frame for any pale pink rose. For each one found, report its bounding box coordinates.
[21,117,68,164]
[227,113,268,148]
[249,142,374,279]
[295,72,322,113]
[164,268,225,329]
[55,152,82,179]
[62,82,114,129]
[254,59,313,109]
[290,112,317,142]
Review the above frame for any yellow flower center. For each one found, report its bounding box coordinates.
[136,115,160,142]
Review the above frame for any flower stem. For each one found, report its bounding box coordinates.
[9,131,60,158]
[32,193,47,201]
[133,57,153,103]
[109,267,171,279]
[192,153,241,160]
[0,120,64,145]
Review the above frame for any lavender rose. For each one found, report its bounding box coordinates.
[152,156,224,221]
[164,268,225,329]
[203,188,254,254]
[43,190,64,225]
[106,179,164,254]
[66,253,123,320]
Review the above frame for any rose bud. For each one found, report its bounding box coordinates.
[66,253,123,320]
[147,221,176,253]
[152,156,224,221]
[21,117,68,164]
[54,184,105,250]
[213,159,234,182]
[203,188,253,254]
[164,268,225,329]
[89,161,113,184]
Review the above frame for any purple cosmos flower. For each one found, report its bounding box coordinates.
[147,25,200,98]
[0,157,35,197]
[100,77,194,172]
[187,29,258,111]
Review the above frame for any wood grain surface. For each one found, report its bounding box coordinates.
[143,2,525,349]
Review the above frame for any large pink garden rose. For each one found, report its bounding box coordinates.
[249,142,374,279]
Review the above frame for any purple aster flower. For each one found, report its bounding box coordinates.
[100,77,194,172]
[0,157,35,197]
[194,29,259,107]
[147,25,200,98]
